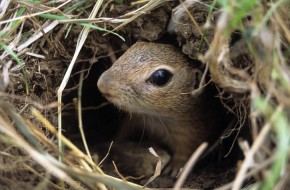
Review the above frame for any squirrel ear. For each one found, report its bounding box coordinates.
[190,69,209,97]
[191,69,203,89]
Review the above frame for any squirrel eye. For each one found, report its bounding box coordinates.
[147,69,173,87]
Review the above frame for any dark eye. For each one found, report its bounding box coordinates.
[147,69,173,87]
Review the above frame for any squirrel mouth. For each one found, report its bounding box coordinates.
[101,92,112,99]
[101,92,117,103]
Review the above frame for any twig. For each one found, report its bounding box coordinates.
[98,141,114,166]
[173,142,208,190]
[232,123,271,190]
[112,161,127,181]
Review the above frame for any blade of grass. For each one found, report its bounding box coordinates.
[0,0,72,25]
[38,13,125,40]
[0,43,29,94]
[0,0,11,19]
[57,0,103,165]
[31,108,102,173]
[0,101,41,150]
[76,67,92,161]
[64,0,90,14]
[0,7,26,38]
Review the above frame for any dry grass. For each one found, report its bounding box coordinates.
[201,0,290,189]
[0,0,289,189]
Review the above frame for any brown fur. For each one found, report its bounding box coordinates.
[97,42,224,177]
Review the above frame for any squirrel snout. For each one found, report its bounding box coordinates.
[97,73,112,99]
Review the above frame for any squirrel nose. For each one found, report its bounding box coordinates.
[97,72,111,98]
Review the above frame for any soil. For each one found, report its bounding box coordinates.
[1,1,248,189]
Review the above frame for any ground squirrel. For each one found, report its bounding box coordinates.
[97,42,225,177]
